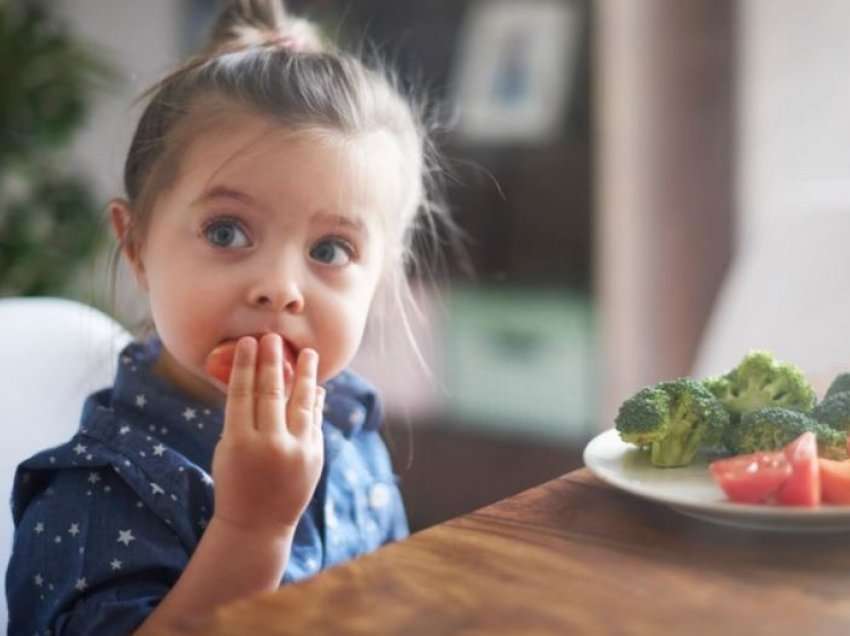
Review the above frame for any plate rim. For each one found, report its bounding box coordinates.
[583,428,850,529]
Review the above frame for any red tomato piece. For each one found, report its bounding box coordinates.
[819,458,850,504]
[204,339,295,388]
[777,432,821,507]
[205,341,237,385]
[709,451,791,504]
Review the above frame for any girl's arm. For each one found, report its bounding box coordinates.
[136,336,325,633]
[133,518,294,633]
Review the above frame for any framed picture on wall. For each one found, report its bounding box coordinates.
[450,0,581,145]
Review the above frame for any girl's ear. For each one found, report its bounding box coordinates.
[108,199,148,290]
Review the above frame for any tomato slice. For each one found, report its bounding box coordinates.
[709,451,791,504]
[819,458,850,504]
[777,432,821,507]
[205,341,237,385]
[204,339,296,388]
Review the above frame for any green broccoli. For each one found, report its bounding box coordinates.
[702,351,816,425]
[813,391,850,433]
[728,407,847,459]
[824,373,850,401]
[615,378,729,467]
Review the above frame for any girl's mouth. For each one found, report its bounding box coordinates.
[205,334,299,391]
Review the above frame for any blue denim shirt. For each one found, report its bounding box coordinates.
[5,338,408,635]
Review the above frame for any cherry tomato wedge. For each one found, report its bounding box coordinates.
[819,458,850,504]
[205,342,237,385]
[204,338,296,388]
[709,451,791,504]
[777,431,820,507]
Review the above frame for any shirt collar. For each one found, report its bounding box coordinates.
[110,337,224,471]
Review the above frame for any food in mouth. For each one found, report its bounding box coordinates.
[205,336,296,387]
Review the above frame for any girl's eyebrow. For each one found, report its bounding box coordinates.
[192,185,258,208]
[312,211,368,237]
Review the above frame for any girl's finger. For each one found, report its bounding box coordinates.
[256,333,286,434]
[314,386,326,425]
[222,336,257,439]
[287,348,318,438]
[313,386,326,440]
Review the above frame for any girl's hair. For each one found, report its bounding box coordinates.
[111,0,457,366]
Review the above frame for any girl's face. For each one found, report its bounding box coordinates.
[114,114,405,406]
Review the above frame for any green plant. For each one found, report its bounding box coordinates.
[0,2,116,297]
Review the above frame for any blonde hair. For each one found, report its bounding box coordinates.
[113,0,458,368]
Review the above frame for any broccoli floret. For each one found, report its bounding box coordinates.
[728,407,847,459]
[704,351,816,425]
[615,378,729,467]
[813,391,850,433]
[824,373,850,401]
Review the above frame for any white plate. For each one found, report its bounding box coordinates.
[583,428,850,532]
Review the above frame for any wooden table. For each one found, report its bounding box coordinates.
[196,469,850,635]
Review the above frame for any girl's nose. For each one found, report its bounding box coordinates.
[248,275,305,313]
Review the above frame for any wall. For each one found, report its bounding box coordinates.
[738,0,850,238]
[54,0,183,324]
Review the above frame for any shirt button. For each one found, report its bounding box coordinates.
[369,483,391,511]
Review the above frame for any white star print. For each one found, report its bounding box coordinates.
[111,559,123,571]
[72,443,87,455]
[150,482,165,495]
[349,409,365,426]
[325,502,338,528]
[75,578,87,591]
[119,425,130,435]
[122,355,132,365]
[152,444,166,457]
[34,574,43,586]
[87,472,101,484]
[117,529,135,546]
[54,535,61,544]
[183,408,197,421]
[201,473,214,486]
[136,394,147,408]
[34,522,44,534]
[369,483,391,510]
[68,523,80,537]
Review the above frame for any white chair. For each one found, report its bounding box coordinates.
[692,208,850,396]
[0,297,132,631]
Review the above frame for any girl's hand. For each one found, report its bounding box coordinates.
[210,334,325,537]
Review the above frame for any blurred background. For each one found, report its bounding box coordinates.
[3,0,850,532]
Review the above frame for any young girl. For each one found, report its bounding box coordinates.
[5,1,449,633]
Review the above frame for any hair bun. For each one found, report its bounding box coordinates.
[205,0,324,55]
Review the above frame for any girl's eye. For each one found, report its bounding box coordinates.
[309,238,354,267]
[203,219,251,249]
